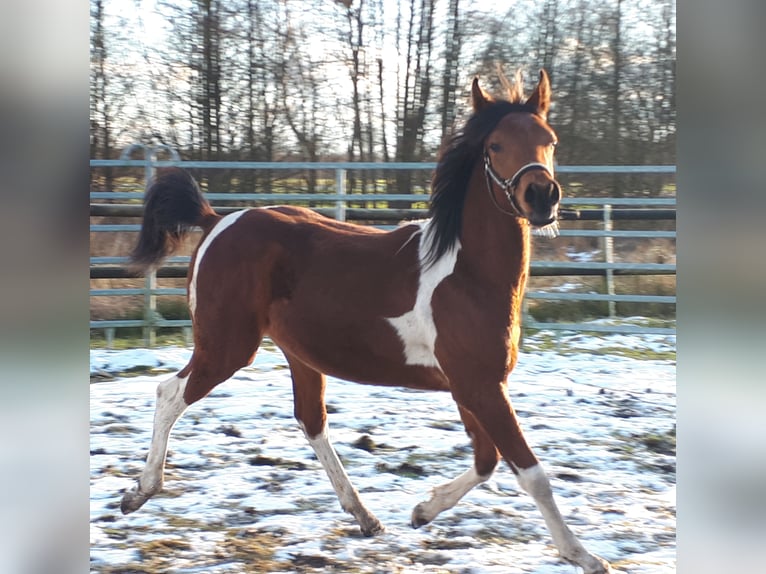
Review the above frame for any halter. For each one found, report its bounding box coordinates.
[483,151,553,217]
[483,151,560,238]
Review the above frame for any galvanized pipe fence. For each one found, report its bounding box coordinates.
[90,146,676,346]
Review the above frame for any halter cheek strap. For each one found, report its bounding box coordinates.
[483,152,553,219]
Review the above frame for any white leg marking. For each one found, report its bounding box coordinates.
[412,466,492,527]
[517,464,612,573]
[121,374,189,513]
[301,424,383,535]
[386,221,460,369]
[188,209,248,317]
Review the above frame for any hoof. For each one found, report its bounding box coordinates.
[360,519,385,537]
[582,555,613,574]
[410,502,434,529]
[120,486,150,515]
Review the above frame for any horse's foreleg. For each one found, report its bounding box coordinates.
[411,406,500,527]
[457,383,613,574]
[121,373,189,514]
[287,354,384,536]
[515,464,613,573]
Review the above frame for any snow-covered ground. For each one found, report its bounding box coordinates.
[90,329,675,573]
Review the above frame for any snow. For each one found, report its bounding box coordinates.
[566,248,602,263]
[90,329,675,573]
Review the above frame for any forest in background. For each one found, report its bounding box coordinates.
[89,0,676,329]
[90,0,675,196]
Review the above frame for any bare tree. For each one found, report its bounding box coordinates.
[90,0,113,190]
[90,0,675,203]
[536,0,560,83]
[439,0,462,143]
[610,0,623,166]
[394,0,436,196]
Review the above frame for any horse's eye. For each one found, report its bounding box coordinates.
[550,141,558,149]
[488,143,502,153]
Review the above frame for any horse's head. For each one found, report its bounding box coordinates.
[473,70,561,235]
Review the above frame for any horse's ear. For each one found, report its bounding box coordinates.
[471,77,494,112]
[525,69,551,119]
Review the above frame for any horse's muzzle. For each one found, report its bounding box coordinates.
[524,180,561,227]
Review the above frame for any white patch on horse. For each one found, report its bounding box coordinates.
[300,423,382,535]
[121,373,189,513]
[411,465,491,526]
[188,209,248,317]
[516,464,608,571]
[386,221,460,370]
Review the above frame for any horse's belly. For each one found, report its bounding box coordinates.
[267,308,449,391]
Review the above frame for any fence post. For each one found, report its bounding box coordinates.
[144,148,158,346]
[143,272,157,347]
[120,144,182,347]
[119,144,159,347]
[335,168,347,221]
[603,204,616,318]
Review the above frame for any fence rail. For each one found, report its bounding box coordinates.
[90,152,676,345]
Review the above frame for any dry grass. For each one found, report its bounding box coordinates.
[90,218,200,321]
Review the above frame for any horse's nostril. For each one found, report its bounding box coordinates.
[524,186,535,206]
[550,182,561,204]
[525,182,559,208]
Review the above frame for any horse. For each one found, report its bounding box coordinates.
[120,69,612,573]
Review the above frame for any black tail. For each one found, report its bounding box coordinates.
[129,168,219,274]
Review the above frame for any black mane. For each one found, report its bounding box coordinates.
[425,100,539,265]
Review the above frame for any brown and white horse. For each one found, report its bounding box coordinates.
[121,70,612,573]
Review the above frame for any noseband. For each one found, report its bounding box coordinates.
[483,151,553,220]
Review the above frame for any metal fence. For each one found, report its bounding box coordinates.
[90,146,676,346]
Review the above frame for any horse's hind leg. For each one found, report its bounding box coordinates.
[286,353,384,536]
[121,370,190,514]
[121,329,262,514]
[411,406,500,527]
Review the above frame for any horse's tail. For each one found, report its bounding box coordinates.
[129,168,219,274]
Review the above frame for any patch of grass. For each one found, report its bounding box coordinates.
[290,554,340,569]
[422,538,476,550]
[528,298,610,323]
[90,332,191,350]
[217,424,242,438]
[212,528,288,570]
[521,328,675,361]
[164,515,212,529]
[248,455,309,470]
[101,527,129,541]
[90,298,192,343]
[351,434,377,452]
[96,526,287,573]
[639,426,676,456]
[525,271,676,325]
[610,427,676,477]
[427,419,461,431]
[93,537,192,573]
[95,565,157,574]
[577,345,675,361]
[138,537,192,554]
[100,424,142,435]
[375,460,426,478]
[471,526,537,545]
[96,464,136,479]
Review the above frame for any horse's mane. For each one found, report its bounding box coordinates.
[425,80,539,265]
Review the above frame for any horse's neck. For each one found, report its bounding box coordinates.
[458,169,531,295]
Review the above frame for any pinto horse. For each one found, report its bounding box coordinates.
[121,70,612,573]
